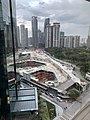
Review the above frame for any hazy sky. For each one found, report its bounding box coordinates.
[16,0,90,38]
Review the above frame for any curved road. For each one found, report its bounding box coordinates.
[73,104,90,120]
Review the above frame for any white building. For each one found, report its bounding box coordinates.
[52,23,60,47]
[64,36,80,48]
[20,25,28,48]
[45,24,52,48]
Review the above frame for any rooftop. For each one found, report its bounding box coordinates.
[9,86,38,113]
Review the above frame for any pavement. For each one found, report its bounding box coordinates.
[72,103,90,120]
[60,86,90,120]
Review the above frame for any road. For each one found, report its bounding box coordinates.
[73,104,90,120]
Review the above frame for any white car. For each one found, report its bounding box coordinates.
[49,93,54,98]
[57,97,63,102]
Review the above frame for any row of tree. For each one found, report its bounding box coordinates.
[45,48,90,74]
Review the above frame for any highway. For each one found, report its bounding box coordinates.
[73,104,90,120]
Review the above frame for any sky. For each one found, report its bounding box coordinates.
[16,0,90,38]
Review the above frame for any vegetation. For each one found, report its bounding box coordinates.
[68,89,80,98]
[29,96,56,120]
[45,48,90,75]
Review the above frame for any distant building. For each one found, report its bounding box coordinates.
[73,36,80,48]
[38,30,44,48]
[64,36,71,48]
[52,23,60,47]
[32,16,38,48]
[17,26,21,48]
[45,25,53,48]
[60,31,64,48]
[20,25,28,48]
[44,18,50,32]
[44,18,50,47]
[28,37,32,47]
[80,38,87,47]
[87,26,90,48]
[20,24,26,48]
[25,28,28,48]
[64,36,80,48]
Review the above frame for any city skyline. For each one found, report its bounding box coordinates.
[16,0,90,38]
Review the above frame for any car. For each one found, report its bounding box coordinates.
[49,93,54,98]
[56,97,63,102]
[45,92,49,95]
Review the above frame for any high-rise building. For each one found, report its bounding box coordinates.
[0,0,17,118]
[44,18,50,32]
[87,26,90,48]
[17,26,21,48]
[25,28,28,48]
[32,16,38,48]
[64,36,80,48]
[64,36,70,48]
[60,31,65,48]
[28,37,32,47]
[38,30,44,48]
[20,25,25,48]
[45,25,53,48]
[73,36,80,48]
[52,23,60,47]
[20,25,28,48]
[44,18,50,47]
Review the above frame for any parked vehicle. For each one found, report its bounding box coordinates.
[49,93,54,98]
[56,97,63,102]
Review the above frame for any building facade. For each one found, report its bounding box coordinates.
[87,26,90,48]
[44,18,50,47]
[25,28,28,48]
[38,30,44,48]
[64,36,80,48]
[52,23,60,47]
[45,24,53,48]
[60,31,64,48]
[17,26,21,48]
[32,16,38,48]
[20,25,28,48]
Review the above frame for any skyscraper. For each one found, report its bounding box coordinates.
[45,24,53,48]
[38,30,44,48]
[17,26,21,48]
[20,24,25,48]
[32,16,38,48]
[44,18,50,47]
[52,23,60,47]
[20,25,28,48]
[44,18,50,32]
[60,31,64,48]
[0,0,17,118]
[87,26,90,48]
[25,28,28,48]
